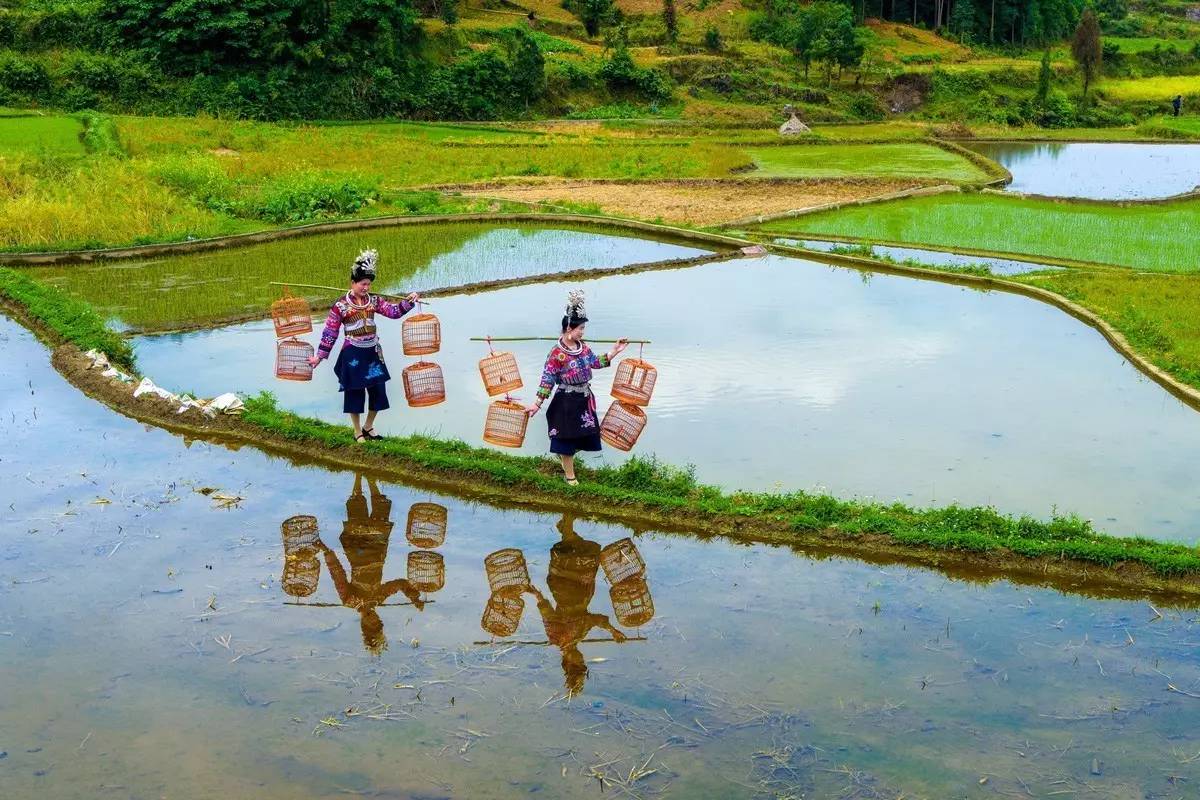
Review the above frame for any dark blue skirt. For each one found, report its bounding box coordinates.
[333,344,391,392]
[547,388,602,455]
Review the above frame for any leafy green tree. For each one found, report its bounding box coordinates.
[1071,7,1101,98]
[662,0,677,44]
[1035,48,1051,104]
[573,0,616,38]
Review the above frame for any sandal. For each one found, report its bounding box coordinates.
[564,476,579,486]
[354,433,368,444]
[362,427,384,440]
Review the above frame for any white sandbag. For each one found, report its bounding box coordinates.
[133,377,179,402]
[208,393,245,415]
[101,366,133,383]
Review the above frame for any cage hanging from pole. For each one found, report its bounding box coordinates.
[275,338,314,382]
[271,289,313,338]
[281,514,320,598]
[610,575,655,627]
[483,399,528,448]
[478,351,523,396]
[599,401,647,452]
[402,313,441,356]
[600,537,646,585]
[484,548,530,594]
[480,590,525,638]
[402,361,446,407]
[407,550,445,593]
[611,358,657,407]
[406,502,448,548]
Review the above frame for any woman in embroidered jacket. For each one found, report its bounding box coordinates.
[307,250,420,443]
[526,291,628,485]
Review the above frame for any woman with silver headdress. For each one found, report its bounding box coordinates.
[307,249,420,443]
[527,291,628,485]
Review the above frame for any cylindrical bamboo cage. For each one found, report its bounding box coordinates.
[483,399,528,448]
[484,548,530,594]
[402,312,441,356]
[610,358,657,407]
[407,550,445,593]
[271,290,313,338]
[281,514,321,597]
[406,502,448,549]
[275,338,314,382]
[599,401,647,452]
[609,575,655,627]
[402,361,446,407]
[599,537,646,585]
[480,590,525,638]
[478,351,523,397]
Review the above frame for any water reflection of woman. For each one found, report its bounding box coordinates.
[530,513,628,696]
[316,473,424,654]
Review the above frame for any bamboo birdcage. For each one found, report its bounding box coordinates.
[484,548,530,594]
[481,590,525,638]
[407,550,445,593]
[611,358,657,407]
[281,514,320,598]
[600,402,647,452]
[478,351,523,396]
[402,312,441,356]
[402,361,446,407]
[271,289,313,338]
[600,537,646,585]
[483,399,528,448]
[406,502,448,549]
[275,338,314,382]
[610,575,655,627]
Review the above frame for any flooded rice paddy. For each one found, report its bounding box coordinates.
[135,252,1200,542]
[775,237,1062,275]
[4,314,1200,799]
[969,141,1200,200]
[23,222,711,332]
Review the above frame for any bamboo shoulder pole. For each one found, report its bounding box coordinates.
[470,337,651,344]
[269,281,426,303]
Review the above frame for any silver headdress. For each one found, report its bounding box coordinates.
[351,249,379,280]
[565,289,587,319]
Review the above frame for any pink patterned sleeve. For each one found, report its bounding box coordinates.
[316,306,342,360]
[376,297,414,320]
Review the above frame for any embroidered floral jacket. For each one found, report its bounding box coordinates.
[316,293,413,361]
[536,341,611,400]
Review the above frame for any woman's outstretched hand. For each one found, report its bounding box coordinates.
[406,291,421,304]
[610,337,630,359]
[525,402,541,417]
[307,355,321,368]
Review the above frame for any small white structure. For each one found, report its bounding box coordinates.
[778,106,811,136]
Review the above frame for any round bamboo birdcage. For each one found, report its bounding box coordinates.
[599,401,647,452]
[402,361,446,407]
[281,514,320,598]
[483,399,528,448]
[480,590,525,638]
[402,312,441,356]
[406,502,448,549]
[484,548,530,594]
[407,550,445,593]
[275,338,314,382]
[271,289,313,338]
[478,351,523,397]
[610,575,655,627]
[611,358,657,407]
[600,537,646,585]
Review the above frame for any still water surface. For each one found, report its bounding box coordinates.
[970,141,1200,200]
[135,255,1200,542]
[3,315,1200,799]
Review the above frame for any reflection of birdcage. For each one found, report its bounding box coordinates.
[402,313,441,356]
[402,361,446,407]
[611,358,657,407]
[478,351,523,396]
[484,548,530,593]
[406,502,448,548]
[281,514,320,598]
[271,289,313,338]
[610,575,655,627]
[481,590,525,637]
[275,338,314,382]
[407,550,445,592]
[600,537,646,585]
[600,401,647,452]
[483,399,528,448]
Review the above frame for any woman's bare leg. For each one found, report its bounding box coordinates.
[364,409,379,433]
[560,454,576,481]
[349,413,363,439]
